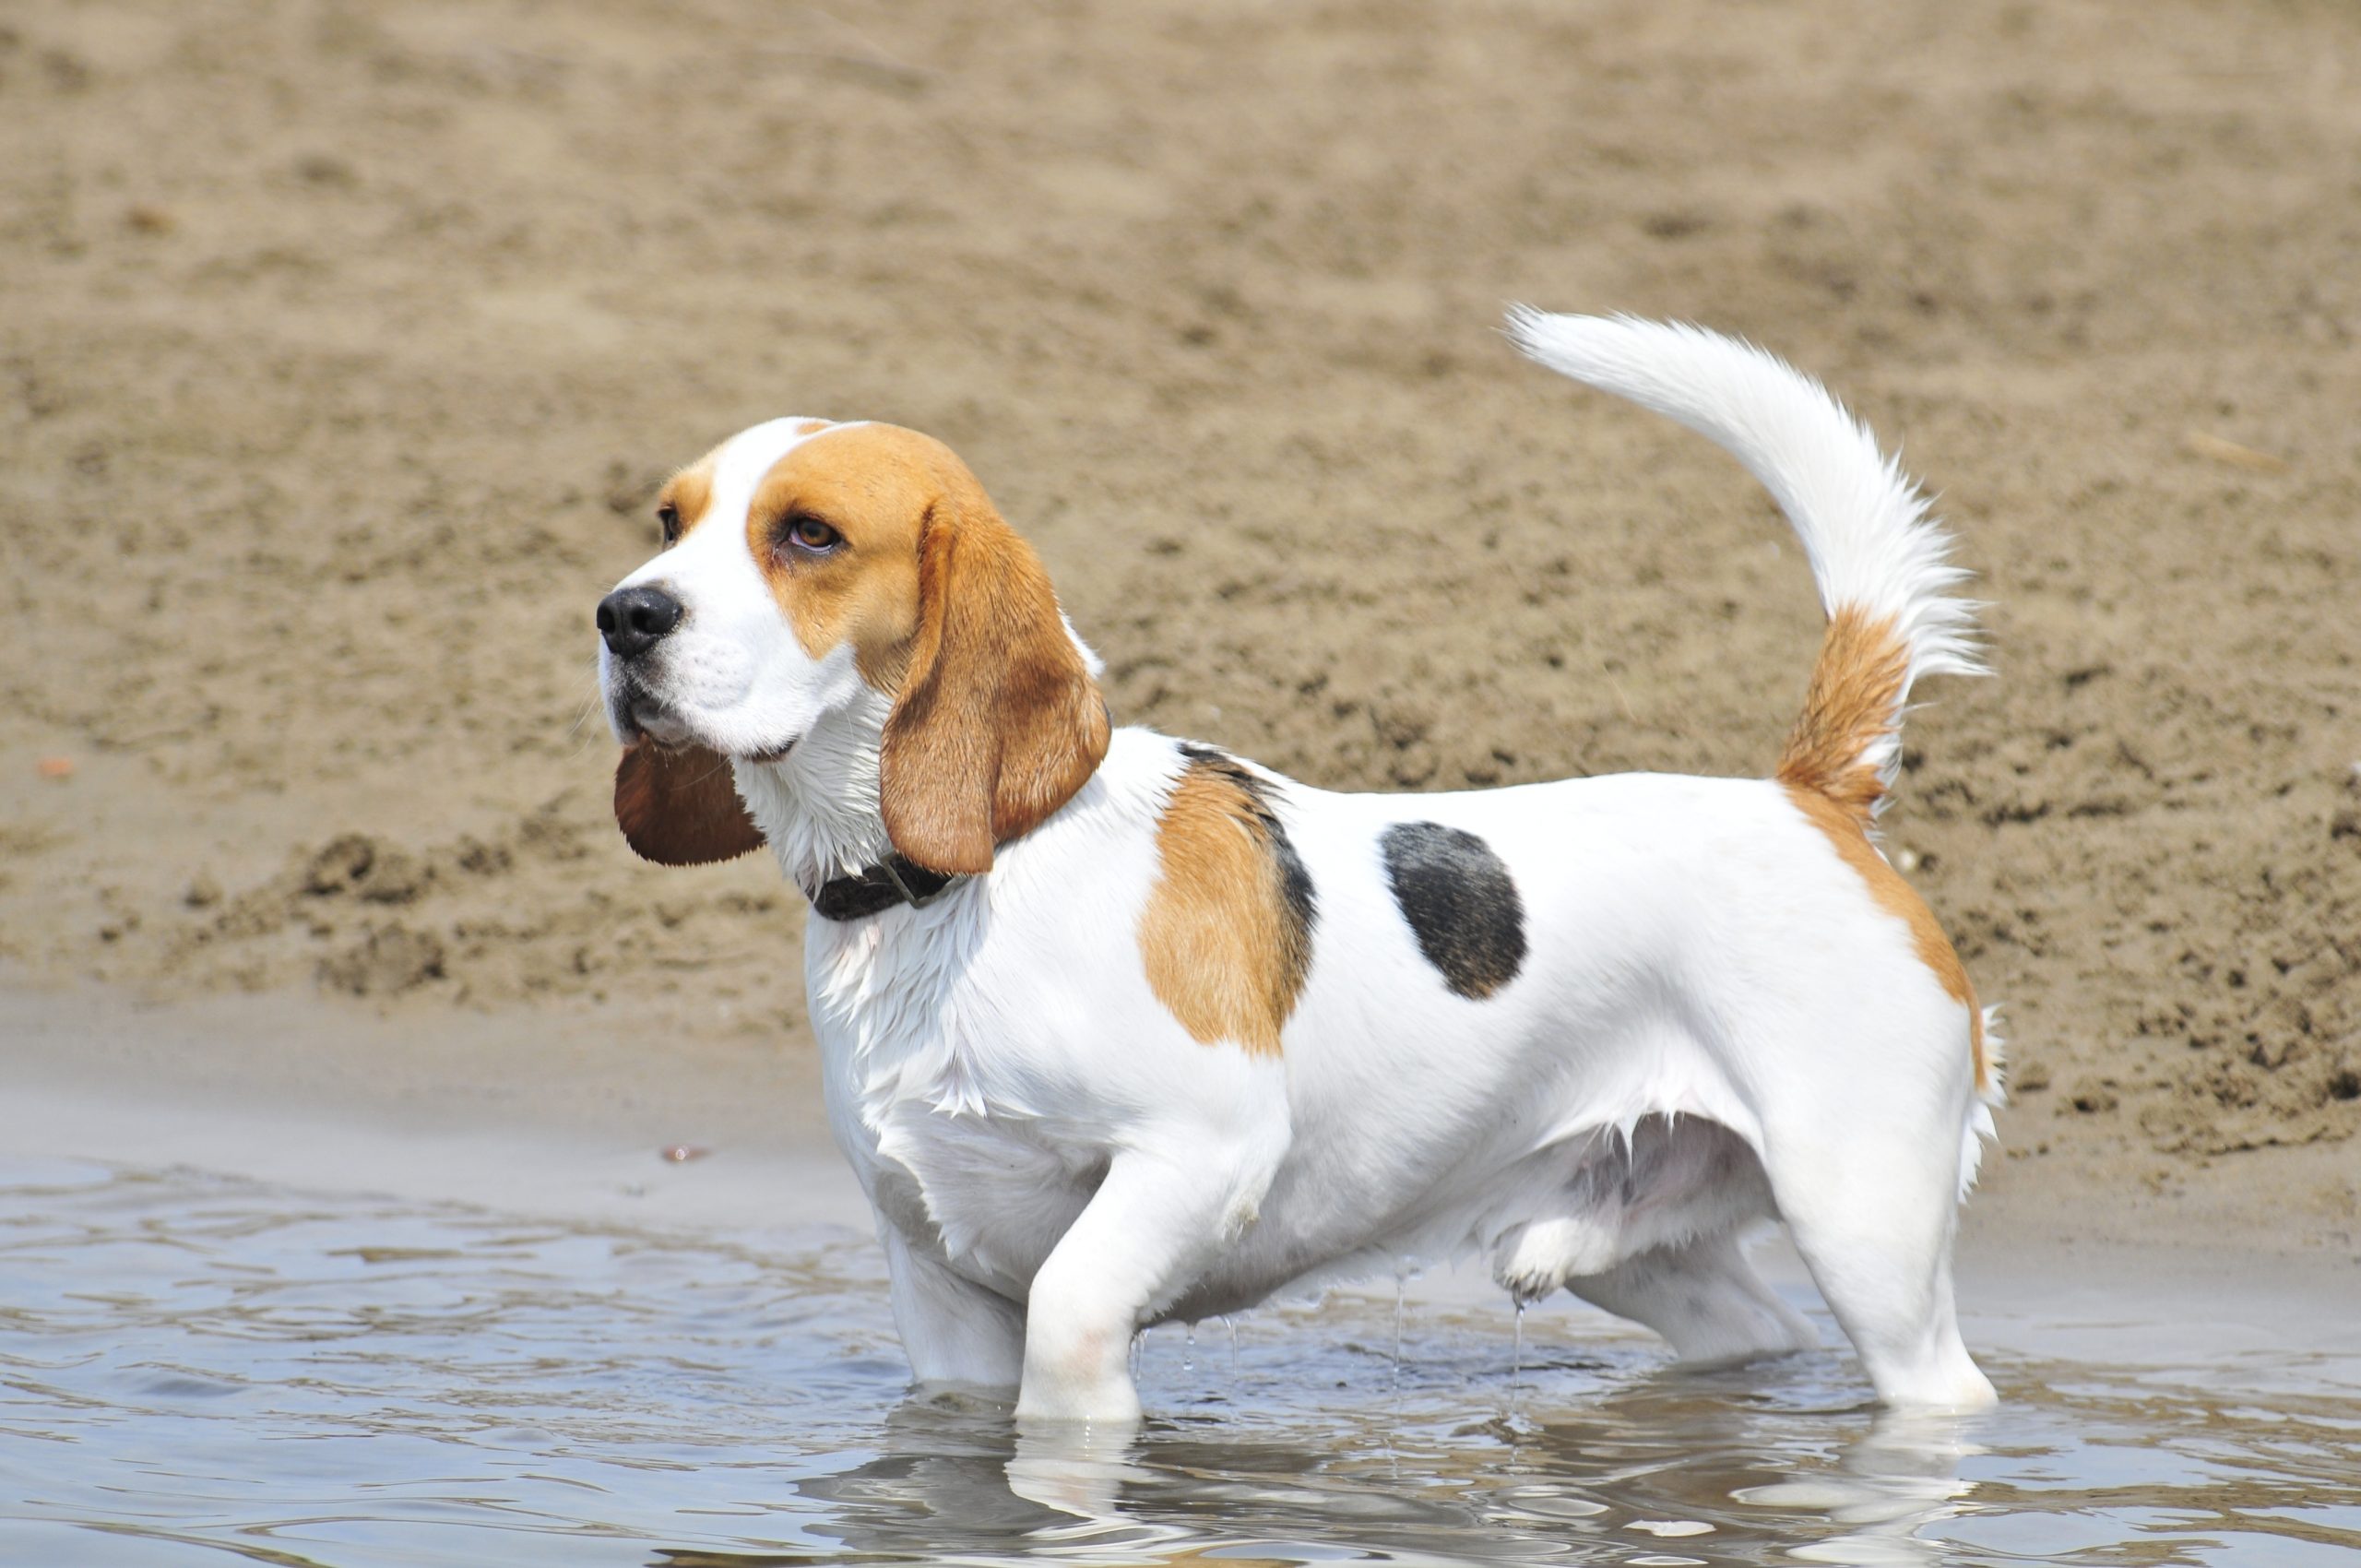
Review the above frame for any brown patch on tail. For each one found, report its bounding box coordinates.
[1779,610,1986,1089]
[1784,784,1989,1091]
[1775,606,1912,829]
[1139,747,1317,1057]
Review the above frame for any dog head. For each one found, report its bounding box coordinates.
[597,419,1109,876]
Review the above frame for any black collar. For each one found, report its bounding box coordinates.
[809,854,964,921]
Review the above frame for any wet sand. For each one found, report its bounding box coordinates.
[3,984,856,1234]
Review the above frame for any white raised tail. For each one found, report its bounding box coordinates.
[1505,310,1983,822]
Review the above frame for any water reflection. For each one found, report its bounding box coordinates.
[1,1160,2355,1567]
[666,1387,1994,1565]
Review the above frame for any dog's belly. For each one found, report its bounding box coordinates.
[843,1075,1775,1324]
[1164,1106,1776,1321]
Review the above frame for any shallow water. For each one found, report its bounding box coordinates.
[2,1159,2356,1567]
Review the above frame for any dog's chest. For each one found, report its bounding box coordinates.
[802,901,1099,1289]
[803,901,984,1127]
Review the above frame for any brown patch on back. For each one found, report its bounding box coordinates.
[1785,783,1989,1090]
[1140,751,1317,1057]
[1775,606,1911,828]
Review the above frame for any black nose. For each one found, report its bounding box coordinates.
[597,586,684,659]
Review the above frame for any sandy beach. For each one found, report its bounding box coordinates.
[4,0,2358,1264]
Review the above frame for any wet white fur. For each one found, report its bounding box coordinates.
[599,315,1999,1427]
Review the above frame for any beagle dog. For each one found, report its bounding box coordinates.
[597,313,2002,1425]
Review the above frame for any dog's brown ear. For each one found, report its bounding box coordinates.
[614,739,765,866]
[878,498,1109,876]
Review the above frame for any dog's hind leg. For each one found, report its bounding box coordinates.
[1564,1229,1819,1366]
[1490,1115,1806,1363]
[1755,1082,1996,1409]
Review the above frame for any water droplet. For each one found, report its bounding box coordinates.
[1183,1323,1195,1374]
[1223,1314,1240,1379]
[1392,1278,1407,1393]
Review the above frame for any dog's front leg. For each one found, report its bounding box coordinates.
[1014,1129,1277,1429]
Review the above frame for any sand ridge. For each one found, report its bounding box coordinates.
[2,0,2356,1244]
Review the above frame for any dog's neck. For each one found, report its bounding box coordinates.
[734,689,898,896]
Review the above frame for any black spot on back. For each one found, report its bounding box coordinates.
[1380,821,1525,1000]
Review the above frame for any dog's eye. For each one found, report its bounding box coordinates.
[657,503,682,546]
[783,516,842,553]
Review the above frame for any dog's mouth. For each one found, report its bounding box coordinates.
[629,701,697,748]
[613,694,796,766]
[606,674,698,751]
[606,681,693,747]
[606,673,797,764]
